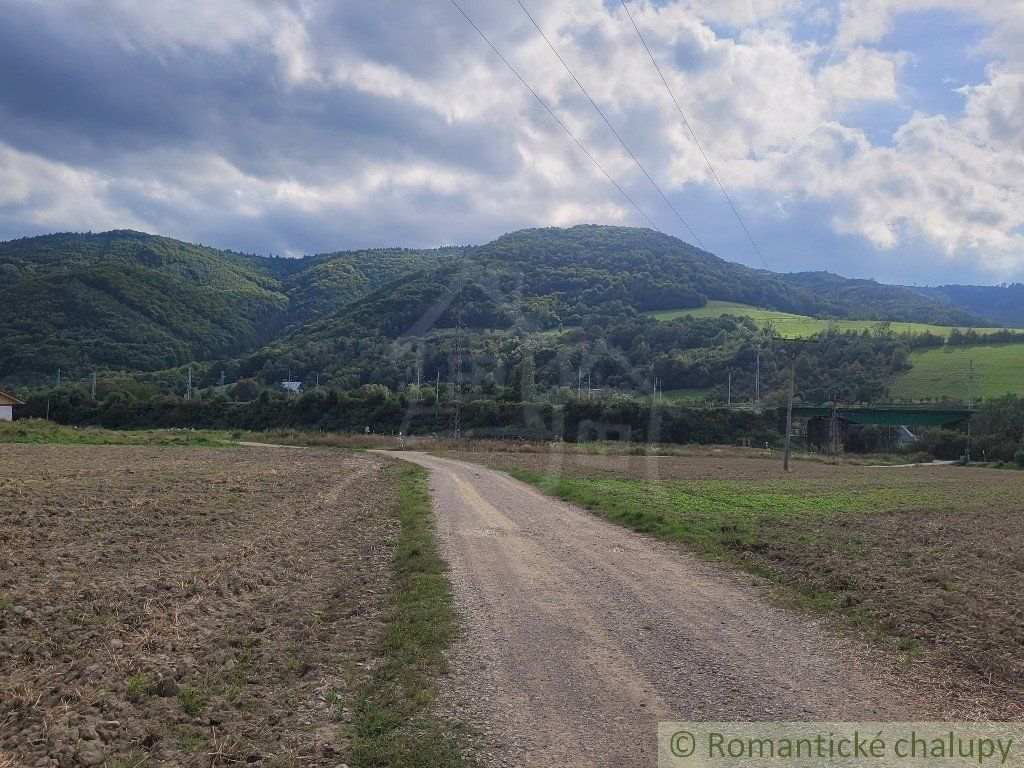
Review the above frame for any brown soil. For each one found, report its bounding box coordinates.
[0,444,396,768]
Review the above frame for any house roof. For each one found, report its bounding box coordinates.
[0,389,24,406]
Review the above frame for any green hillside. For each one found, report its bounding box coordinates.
[777,271,987,326]
[891,343,1024,401]
[0,232,453,383]
[647,301,1017,339]
[0,231,290,381]
[908,283,1024,327]
[1,225,995,403]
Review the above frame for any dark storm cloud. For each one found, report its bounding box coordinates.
[0,0,1020,280]
[0,1,522,182]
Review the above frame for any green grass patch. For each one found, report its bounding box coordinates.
[347,463,468,768]
[506,469,941,560]
[891,342,1024,400]
[644,387,713,403]
[0,419,228,446]
[645,300,1017,340]
[176,684,206,716]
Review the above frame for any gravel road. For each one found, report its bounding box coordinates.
[386,451,945,768]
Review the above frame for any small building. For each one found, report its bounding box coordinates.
[281,380,303,393]
[0,389,24,421]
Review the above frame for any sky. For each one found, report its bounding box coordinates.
[0,0,1022,285]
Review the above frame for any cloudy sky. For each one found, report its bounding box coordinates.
[0,1,1021,284]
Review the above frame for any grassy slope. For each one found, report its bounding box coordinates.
[646,300,1018,339]
[891,343,1024,400]
[348,462,467,768]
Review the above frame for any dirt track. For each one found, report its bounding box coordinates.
[389,451,945,768]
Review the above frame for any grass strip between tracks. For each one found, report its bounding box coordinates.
[347,462,469,768]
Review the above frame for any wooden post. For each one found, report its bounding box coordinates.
[783,363,795,472]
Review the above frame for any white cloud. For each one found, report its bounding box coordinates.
[1,0,1023,277]
[0,143,141,232]
[817,48,906,102]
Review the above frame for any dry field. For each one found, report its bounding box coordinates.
[445,448,1024,717]
[0,444,397,767]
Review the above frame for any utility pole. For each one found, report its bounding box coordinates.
[220,370,226,389]
[727,370,732,408]
[185,368,193,401]
[56,368,61,388]
[91,371,97,399]
[779,338,817,472]
[754,353,761,414]
[451,313,463,438]
[578,368,583,399]
[435,370,440,400]
[827,403,835,462]
[315,371,320,389]
[783,362,796,472]
[968,360,975,410]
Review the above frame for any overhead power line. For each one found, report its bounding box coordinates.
[515,0,705,250]
[448,0,662,233]
[620,0,770,272]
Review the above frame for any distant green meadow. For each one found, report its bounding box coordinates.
[647,301,1024,401]
[645,300,1019,340]
[891,343,1024,400]
[645,387,713,403]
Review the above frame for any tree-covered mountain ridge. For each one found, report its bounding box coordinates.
[0,225,995,385]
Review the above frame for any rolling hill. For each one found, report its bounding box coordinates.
[2,225,1013,406]
[0,231,453,383]
[906,284,1024,327]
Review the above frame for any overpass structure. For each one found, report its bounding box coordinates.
[787,405,972,428]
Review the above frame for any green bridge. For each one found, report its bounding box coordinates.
[787,405,972,427]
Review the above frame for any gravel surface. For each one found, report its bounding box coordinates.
[390,451,949,768]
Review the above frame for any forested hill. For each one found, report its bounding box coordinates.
[0,231,289,380]
[0,225,992,384]
[779,271,988,327]
[0,231,453,382]
[905,283,1024,327]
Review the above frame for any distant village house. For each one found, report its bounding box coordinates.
[0,389,24,421]
[281,380,303,393]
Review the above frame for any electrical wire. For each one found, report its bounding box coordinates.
[620,0,770,271]
[449,0,662,233]
[515,0,705,249]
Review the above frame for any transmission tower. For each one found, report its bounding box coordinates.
[968,360,975,410]
[754,353,761,414]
